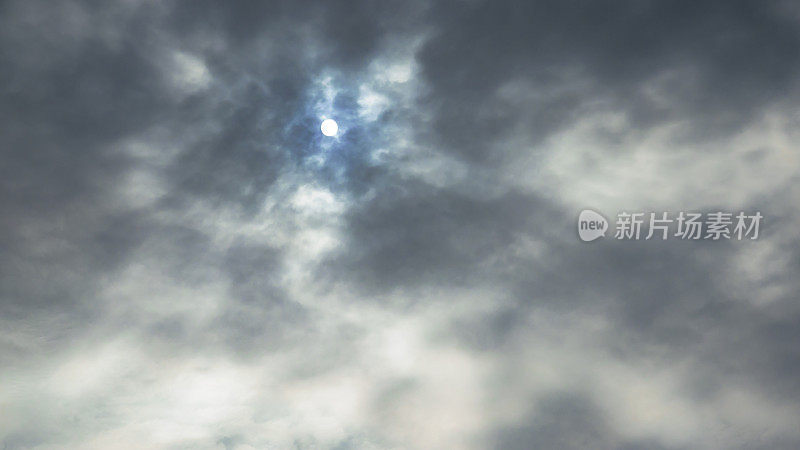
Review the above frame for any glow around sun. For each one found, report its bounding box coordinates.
[320,118,338,137]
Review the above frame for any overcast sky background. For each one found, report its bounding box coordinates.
[2,1,800,449]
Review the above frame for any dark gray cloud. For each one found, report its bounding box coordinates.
[489,392,637,450]
[418,0,800,162]
[1,0,799,448]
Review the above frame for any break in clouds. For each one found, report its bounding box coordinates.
[1,0,800,448]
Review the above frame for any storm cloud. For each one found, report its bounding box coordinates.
[1,0,800,448]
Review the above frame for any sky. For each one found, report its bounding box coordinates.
[1,0,800,449]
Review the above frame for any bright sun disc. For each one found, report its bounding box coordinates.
[320,119,338,137]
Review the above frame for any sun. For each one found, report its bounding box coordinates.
[320,118,338,137]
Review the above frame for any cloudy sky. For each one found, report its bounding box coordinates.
[2,0,800,448]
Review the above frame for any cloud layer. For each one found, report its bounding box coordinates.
[1,0,800,448]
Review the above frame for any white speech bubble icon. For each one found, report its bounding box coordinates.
[578,209,608,242]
